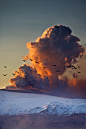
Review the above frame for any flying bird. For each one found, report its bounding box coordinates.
[12,73,15,76]
[22,60,26,62]
[67,65,77,69]
[52,65,56,66]
[67,65,71,68]
[73,67,77,69]
[29,59,33,61]
[35,61,39,63]
[2,74,7,76]
[71,65,77,69]
[4,66,7,68]
[56,70,60,72]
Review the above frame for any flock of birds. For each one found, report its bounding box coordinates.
[2,66,15,77]
[23,58,81,73]
[2,58,81,77]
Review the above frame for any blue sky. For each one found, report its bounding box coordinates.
[0,0,86,89]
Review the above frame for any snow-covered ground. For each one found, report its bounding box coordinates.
[0,90,86,116]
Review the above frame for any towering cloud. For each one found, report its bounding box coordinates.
[7,25,86,98]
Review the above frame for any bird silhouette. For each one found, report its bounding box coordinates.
[22,60,26,62]
[67,65,71,68]
[52,65,56,66]
[71,65,77,69]
[2,74,7,76]
[12,73,15,76]
[35,61,39,63]
[4,66,7,68]
[74,67,77,69]
[67,65,77,69]
[56,70,60,72]
[78,72,81,74]
[43,67,46,68]
[30,59,33,61]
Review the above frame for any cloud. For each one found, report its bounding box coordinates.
[6,25,86,98]
[9,64,50,90]
[24,25,84,84]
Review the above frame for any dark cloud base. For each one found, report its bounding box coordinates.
[0,114,86,129]
[1,88,86,99]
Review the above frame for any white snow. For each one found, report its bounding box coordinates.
[0,90,86,116]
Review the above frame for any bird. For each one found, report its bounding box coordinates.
[74,67,77,69]
[29,59,33,61]
[56,70,60,72]
[35,61,39,63]
[78,72,81,74]
[71,65,77,69]
[12,73,15,76]
[22,60,26,62]
[67,65,71,68]
[43,67,46,68]
[52,65,56,66]
[72,65,77,69]
[2,74,7,76]
[4,66,7,68]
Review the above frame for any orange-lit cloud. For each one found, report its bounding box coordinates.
[6,25,86,98]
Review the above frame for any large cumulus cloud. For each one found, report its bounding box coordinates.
[6,25,86,97]
[24,25,84,85]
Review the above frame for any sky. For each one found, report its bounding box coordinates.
[0,0,86,89]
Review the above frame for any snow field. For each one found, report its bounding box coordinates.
[0,90,86,116]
